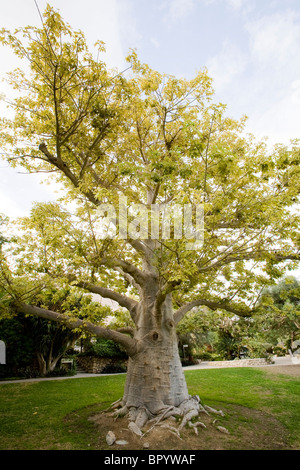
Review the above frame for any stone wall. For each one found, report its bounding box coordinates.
[76,356,127,374]
[77,356,271,373]
[199,357,271,368]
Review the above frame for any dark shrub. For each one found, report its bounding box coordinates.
[101,363,127,374]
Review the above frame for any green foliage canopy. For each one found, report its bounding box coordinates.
[0,5,299,348]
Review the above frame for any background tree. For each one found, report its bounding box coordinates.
[176,307,220,360]
[1,5,300,432]
[24,286,99,375]
[0,283,112,377]
[176,308,270,361]
[256,276,300,352]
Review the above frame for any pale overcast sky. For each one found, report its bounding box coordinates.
[1,0,300,218]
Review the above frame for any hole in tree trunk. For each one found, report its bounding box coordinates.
[152,332,159,341]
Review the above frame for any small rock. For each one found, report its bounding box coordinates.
[128,421,143,436]
[106,430,116,445]
[115,440,128,446]
[216,426,230,434]
[143,442,150,449]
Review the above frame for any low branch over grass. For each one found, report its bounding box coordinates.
[18,302,137,356]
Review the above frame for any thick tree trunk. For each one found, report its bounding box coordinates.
[123,326,189,416]
[108,281,227,435]
[110,298,225,435]
[118,285,190,424]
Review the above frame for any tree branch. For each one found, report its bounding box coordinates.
[18,302,137,356]
[198,251,300,273]
[72,279,138,317]
[38,142,99,205]
[93,257,147,287]
[117,327,135,336]
[174,298,253,325]
[38,143,152,260]
[154,279,182,315]
[114,268,143,296]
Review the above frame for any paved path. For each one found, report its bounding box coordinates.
[0,355,297,385]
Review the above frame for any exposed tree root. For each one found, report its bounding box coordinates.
[158,423,182,439]
[105,395,228,441]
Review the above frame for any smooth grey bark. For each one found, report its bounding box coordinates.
[122,292,189,415]
[123,333,189,416]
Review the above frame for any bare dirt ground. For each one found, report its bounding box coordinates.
[259,364,300,377]
[83,403,292,451]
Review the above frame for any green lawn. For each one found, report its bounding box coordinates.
[0,368,299,450]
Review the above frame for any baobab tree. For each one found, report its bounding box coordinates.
[1,5,300,433]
